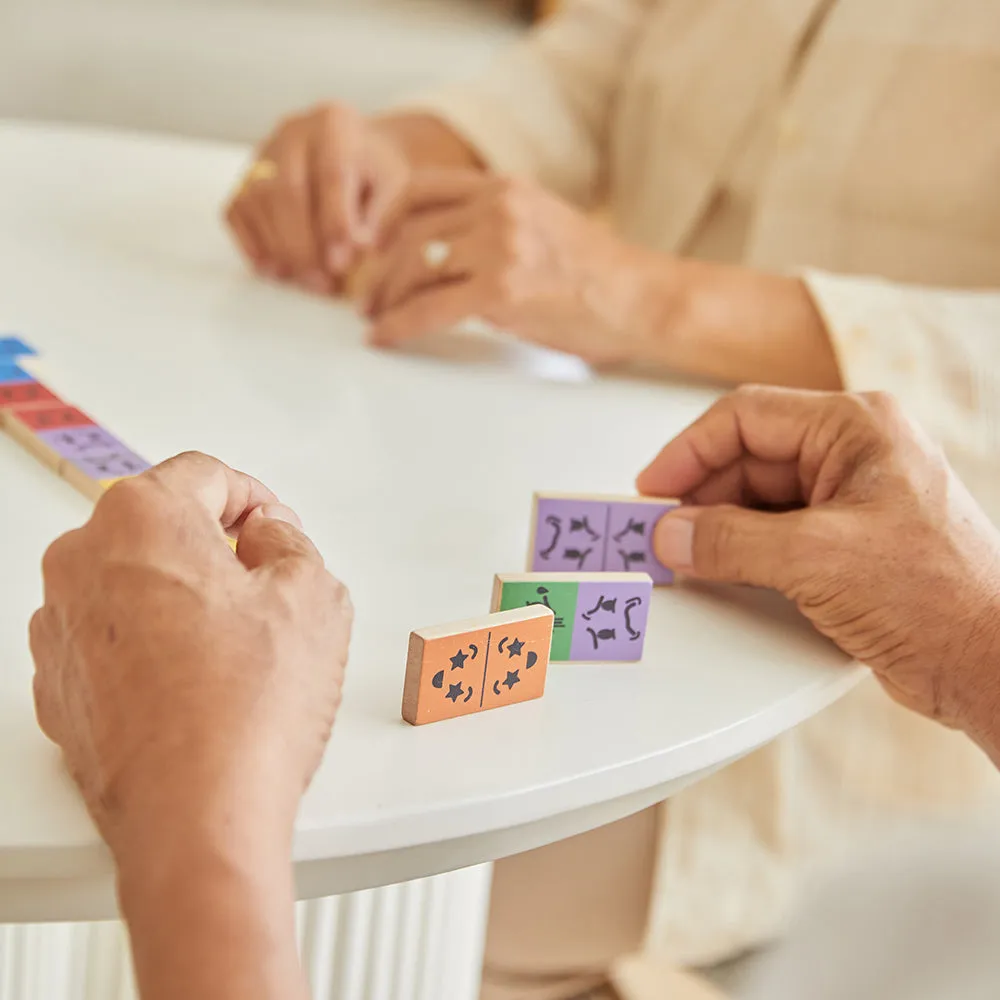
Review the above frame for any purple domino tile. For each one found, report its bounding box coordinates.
[569,577,652,662]
[532,498,609,572]
[605,501,679,584]
[67,449,151,480]
[38,426,123,462]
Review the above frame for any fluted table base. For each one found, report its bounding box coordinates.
[0,865,492,1000]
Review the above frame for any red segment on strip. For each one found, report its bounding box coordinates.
[0,381,62,409]
[9,403,94,431]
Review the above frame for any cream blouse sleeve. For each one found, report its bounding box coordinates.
[396,0,653,208]
[804,271,1000,517]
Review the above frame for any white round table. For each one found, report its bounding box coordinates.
[0,121,861,999]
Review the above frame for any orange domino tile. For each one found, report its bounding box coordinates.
[402,605,554,725]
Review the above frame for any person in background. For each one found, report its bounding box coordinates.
[32,389,1000,1000]
[224,1,1000,995]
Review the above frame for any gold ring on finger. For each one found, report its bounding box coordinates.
[243,159,279,188]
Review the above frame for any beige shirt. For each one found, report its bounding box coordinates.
[408,0,1000,981]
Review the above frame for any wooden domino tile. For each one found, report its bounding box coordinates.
[402,605,555,725]
[2,403,90,470]
[528,492,680,584]
[0,379,62,423]
[491,572,652,662]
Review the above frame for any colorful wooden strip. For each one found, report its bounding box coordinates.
[0,364,34,386]
[2,342,262,556]
[0,380,61,417]
[11,404,94,432]
[402,606,554,725]
[528,492,680,584]
[491,572,652,662]
[0,336,37,358]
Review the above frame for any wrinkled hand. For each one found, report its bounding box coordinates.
[638,387,1000,756]
[361,170,662,364]
[225,103,410,293]
[31,453,353,862]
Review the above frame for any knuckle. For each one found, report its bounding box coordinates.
[314,101,349,126]
[174,449,211,466]
[834,393,905,465]
[41,535,72,583]
[94,475,150,521]
[730,383,775,406]
[858,389,902,419]
[844,390,893,432]
[327,577,354,616]
[268,116,302,148]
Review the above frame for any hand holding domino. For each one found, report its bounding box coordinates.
[528,492,679,583]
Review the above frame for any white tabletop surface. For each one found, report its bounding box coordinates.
[0,121,861,922]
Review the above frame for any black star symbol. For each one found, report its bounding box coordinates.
[446,682,465,703]
[503,670,520,690]
[507,638,524,658]
[450,649,468,670]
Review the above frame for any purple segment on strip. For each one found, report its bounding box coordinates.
[531,498,609,572]
[569,578,652,661]
[67,449,151,480]
[38,426,123,462]
[605,500,679,584]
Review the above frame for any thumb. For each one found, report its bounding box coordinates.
[653,505,800,590]
[236,503,322,570]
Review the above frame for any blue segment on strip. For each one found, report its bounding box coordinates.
[0,364,34,385]
[0,337,37,358]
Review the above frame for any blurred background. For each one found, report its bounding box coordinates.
[0,0,540,142]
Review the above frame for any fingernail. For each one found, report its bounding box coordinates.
[654,514,694,570]
[326,243,351,272]
[252,502,302,528]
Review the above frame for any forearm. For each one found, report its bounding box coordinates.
[630,254,844,390]
[118,835,306,1000]
[373,113,485,172]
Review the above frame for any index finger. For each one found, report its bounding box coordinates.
[313,105,364,271]
[636,386,840,499]
[139,452,280,532]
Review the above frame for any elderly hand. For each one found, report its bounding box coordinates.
[224,105,484,296]
[31,452,353,865]
[360,170,665,365]
[225,103,411,294]
[638,387,1000,759]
